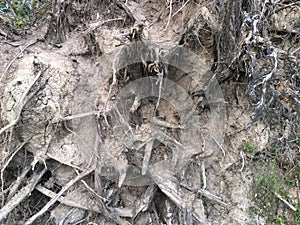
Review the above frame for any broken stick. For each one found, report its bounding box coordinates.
[24,167,94,225]
[0,168,47,222]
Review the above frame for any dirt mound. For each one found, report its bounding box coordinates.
[0,0,299,224]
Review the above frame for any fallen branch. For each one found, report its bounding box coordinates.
[3,41,20,47]
[7,166,31,200]
[156,70,165,105]
[79,179,108,202]
[150,163,207,224]
[212,136,226,156]
[275,1,300,13]
[164,0,173,30]
[197,189,228,207]
[150,117,185,129]
[51,111,99,123]
[273,191,297,212]
[0,66,49,136]
[0,168,47,222]
[291,46,300,55]
[36,184,102,212]
[1,141,27,205]
[0,40,38,82]
[172,0,191,17]
[116,1,136,22]
[46,152,82,170]
[88,18,125,32]
[103,47,123,126]
[0,142,27,205]
[80,180,133,218]
[180,182,228,207]
[77,172,131,225]
[24,167,94,225]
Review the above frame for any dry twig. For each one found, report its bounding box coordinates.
[142,141,154,175]
[46,152,82,170]
[239,151,245,172]
[197,189,228,207]
[150,163,207,224]
[273,191,297,212]
[88,18,125,32]
[24,167,94,225]
[7,166,31,200]
[0,168,47,222]
[172,0,191,17]
[275,2,300,13]
[1,141,27,205]
[165,0,173,30]
[79,174,130,225]
[179,182,228,207]
[103,47,123,126]
[3,41,20,47]
[201,162,207,189]
[0,40,38,82]
[116,1,136,22]
[150,117,184,129]
[155,71,164,111]
[51,111,99,123]
[36,184,102,212]
[0,66,49,136]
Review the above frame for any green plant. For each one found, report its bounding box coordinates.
[274,216,285,225]
[253,156,300,223]
[258,171,283,193]
[0,0,48,30]
[295,206,300,224]
[253,162,292,224]
[292,134,300,146]
[221,173,227,181]
[244,140,256,153]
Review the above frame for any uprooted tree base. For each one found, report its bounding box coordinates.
[0,0,299,224]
